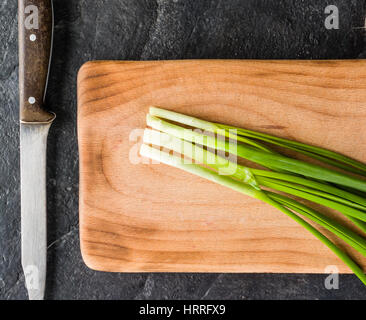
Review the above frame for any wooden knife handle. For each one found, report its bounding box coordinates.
[18,0,55,123]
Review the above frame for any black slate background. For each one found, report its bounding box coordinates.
[1,0,366,300]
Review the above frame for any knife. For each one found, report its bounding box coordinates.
[18,0,55,300]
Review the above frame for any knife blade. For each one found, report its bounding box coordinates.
[18,0,55,300]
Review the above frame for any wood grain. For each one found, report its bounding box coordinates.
[78,60,366,273]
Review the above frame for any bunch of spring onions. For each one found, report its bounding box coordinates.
[140,107,366,285]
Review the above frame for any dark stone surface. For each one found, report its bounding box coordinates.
[1,0,366,300]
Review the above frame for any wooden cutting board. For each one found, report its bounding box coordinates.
[78,60,366,273]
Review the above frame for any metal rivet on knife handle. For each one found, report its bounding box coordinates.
[18,0,55,123]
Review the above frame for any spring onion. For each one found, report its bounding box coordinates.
[140,107,366,286]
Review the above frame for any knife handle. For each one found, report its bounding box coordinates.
[18,0,55,123]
